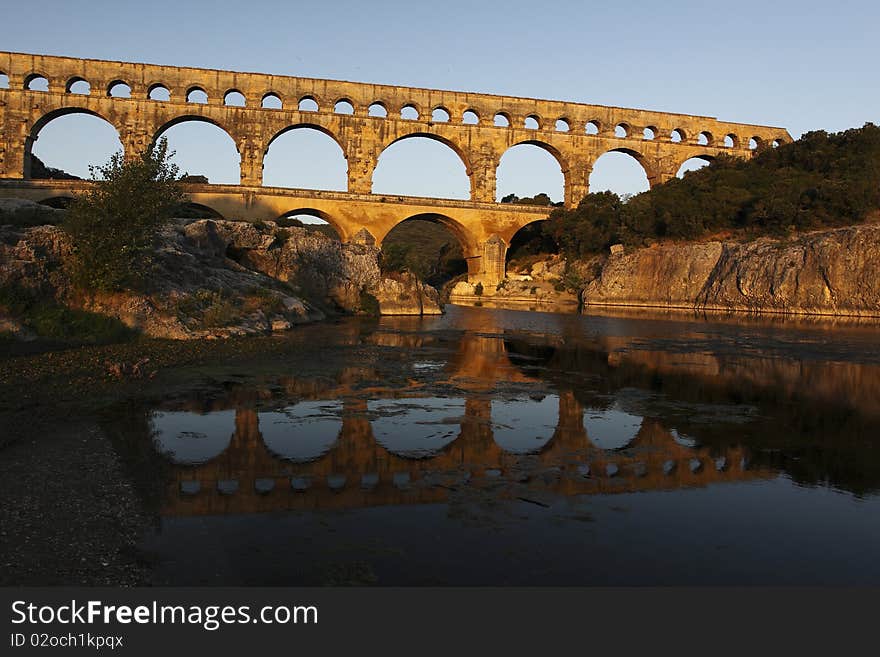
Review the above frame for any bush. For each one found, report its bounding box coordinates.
[0,283,133,343]
[64,138,185,293]
[547,123,880,258]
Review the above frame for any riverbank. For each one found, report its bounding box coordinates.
[1,200,443,345]
[452,223,880,319]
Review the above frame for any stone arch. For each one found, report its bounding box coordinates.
[185,86,208,104]
[589,147,655,194]
[524,114,541,130]
[298,95,319,112]
[586,120,601,135]
[107,80,131,98]
[147,82,171,101]
[377,212,476,253]
[496,140,567,203]
[676,155,714,178]
[65,76,90,94]
[276,207,345,241]
[265,122,345,155]
[368,101,388,117]
[261,92,283,109]
[26,107,124,178]
[462,109,480,125]
[400,102,421,120]
[0,71,9,89]
[378,212,475,285]
[431,106,450,122]
[25,73,50,91]
[263,124,348,191]
[223,89,246,107]
[505,218,557,263]
[494,111,511,127]
[372,132,472,199]
[178,202,225,219]
[152,115,240,185]
[381,132,471,172]
[333,98,354,114]
[152,114,236,145]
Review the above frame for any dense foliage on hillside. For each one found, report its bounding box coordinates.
[545,123,880,258]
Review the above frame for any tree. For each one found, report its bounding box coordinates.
[65,138,185,292]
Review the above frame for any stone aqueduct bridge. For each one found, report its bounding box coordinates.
[0,51,791,284]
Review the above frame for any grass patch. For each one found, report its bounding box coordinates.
[0,284,133,344]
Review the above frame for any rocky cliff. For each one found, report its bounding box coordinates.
[583,224,880,317]
[1,202,442,340]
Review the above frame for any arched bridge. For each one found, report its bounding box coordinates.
[0,51,792,284]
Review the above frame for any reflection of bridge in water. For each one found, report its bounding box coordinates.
[155,321,770,517]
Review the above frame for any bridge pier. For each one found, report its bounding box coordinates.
[475,235,507,287]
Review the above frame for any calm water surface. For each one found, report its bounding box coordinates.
[116,306,880,585]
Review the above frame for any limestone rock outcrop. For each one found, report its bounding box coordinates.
[583,225,880,317]
[198,220,382,312]
[1,203,443,340]
[372,272,443,315]
[584,241,724,307]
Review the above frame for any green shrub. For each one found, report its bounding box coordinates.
[0,283,132,343]
[64,138,185,293]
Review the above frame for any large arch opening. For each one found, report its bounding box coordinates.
[505,220,557,265]
[496,142,565,204]
[263,126,347,191]
[589,150,650,197]
[380,214,468,288]
[372,135,470,200]
[29,110,123,179]
[276,209,343,241]
[153,118,239,185]
[677,156,713,178]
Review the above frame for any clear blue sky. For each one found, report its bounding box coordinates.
[7,0,879,202]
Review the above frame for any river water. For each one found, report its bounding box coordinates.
[119,305,880,585]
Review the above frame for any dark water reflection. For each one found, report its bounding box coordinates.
[112,306,880,585]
